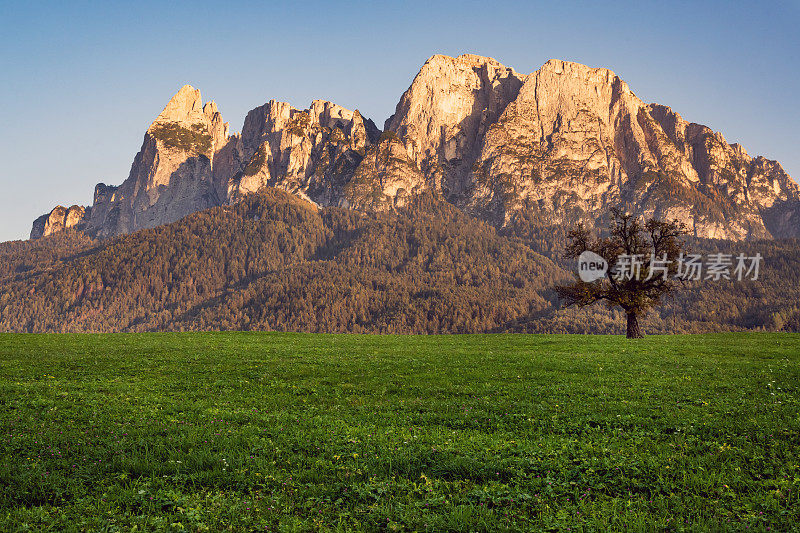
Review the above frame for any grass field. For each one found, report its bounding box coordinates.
[1,333,799,531]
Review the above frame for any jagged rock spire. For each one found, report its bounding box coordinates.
[29,56,800,241]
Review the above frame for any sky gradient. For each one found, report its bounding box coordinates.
[1,0,798,242]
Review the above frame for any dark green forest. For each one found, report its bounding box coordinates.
[2,189,799,333]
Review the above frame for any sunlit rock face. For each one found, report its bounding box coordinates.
[79,89,383,238]
[221,99,380,208]
[30,205,89,239]
[31,55,800,241]
[82,85,230,238]
[383,56,799,239]
[383,54,526,201]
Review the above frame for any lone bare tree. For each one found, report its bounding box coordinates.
[555,209,688,338]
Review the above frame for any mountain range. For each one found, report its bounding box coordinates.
[30,54,800,242]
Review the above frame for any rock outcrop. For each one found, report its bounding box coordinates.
[83,85,230,237]
[30,55,800,241]
[220,99,380,207]
[30,205,89,239]
[340,132,426,211]
[38,86,386,239]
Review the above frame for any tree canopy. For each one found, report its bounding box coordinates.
[555,209,688,338]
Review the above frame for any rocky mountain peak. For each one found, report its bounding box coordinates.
[28,55,800,242]
[154,85,203,123]
[424,53,516,74]
[203,101,219,116]
[384,53,526,198]
[309,100,354,127]
[539,59,619,82]
[71,85,234,238]
[222,97,380,206]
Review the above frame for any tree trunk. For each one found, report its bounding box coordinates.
[626,311,644,339]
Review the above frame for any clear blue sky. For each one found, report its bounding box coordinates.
[1,0,798,242]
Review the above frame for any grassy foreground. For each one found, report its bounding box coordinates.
[0,333,798,531]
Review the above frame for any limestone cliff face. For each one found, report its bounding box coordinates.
[645,104,800,238]
[86,85,230,237]
[383,56,800,239]
[220,99,380,207]
[30,205,89,239]
[340,133,426,211]
[36,86,385,239]
[384,54,525,201]
[30,55,800,241]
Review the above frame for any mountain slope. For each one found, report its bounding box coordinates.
[5,189,800,333]
[8,190,565,332]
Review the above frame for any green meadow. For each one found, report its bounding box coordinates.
[0,333,798,531]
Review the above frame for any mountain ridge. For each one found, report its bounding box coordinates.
[29,53,800,241]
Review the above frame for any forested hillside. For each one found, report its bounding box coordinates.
[2,189,800,333]
[0,191,564,332]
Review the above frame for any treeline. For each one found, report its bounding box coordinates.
[504,227,800,334]
[1,189,799,334]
